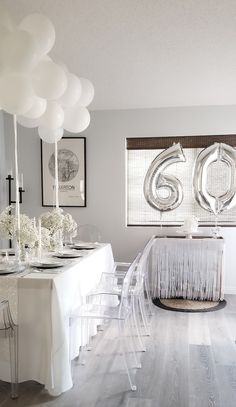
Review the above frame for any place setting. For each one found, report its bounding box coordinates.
[72,242,98,250]
[0,262,25,276]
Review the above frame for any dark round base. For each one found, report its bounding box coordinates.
[152,297,227,313]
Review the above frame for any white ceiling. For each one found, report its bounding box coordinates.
[2,0,236,110]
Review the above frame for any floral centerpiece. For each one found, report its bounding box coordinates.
[0,206,53,257]
[0,206,37,245]
[40,208,77,250]
[0,206,38,258]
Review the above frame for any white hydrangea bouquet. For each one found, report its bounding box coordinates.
[0,206,37,246]
[40,208,77,250]
[0,205,52,250]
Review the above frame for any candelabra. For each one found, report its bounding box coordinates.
[6,173,25,248]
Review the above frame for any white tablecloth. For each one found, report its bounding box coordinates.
[0,243,114,395]
[150,237,225,301]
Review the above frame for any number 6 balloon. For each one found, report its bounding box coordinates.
[143,143,186,212]
[193,142,236,215]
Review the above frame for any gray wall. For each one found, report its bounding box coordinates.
[4,105,236,292]
[0,111,7,249]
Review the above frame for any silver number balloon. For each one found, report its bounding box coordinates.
[193,142,236,215]
[143,143,186,212]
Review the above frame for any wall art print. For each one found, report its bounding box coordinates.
[41,137,86,207]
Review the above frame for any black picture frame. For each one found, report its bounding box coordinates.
[41,136,86,207]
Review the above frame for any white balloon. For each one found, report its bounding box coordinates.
[78,78,94,107]
[1,29,37,72]
[39,101,64,129]
[59,73,81,107]
[0,26,11,64]
[64,105,90,133]
[0,5,15,31]
[0,74,34,115]
[32,60,68,100]
[0,6,15,68]
[17,115,40,128]
[24,96,47,119]
[38,126,63,143]
[19,13,55,57]
[42,55,52,62]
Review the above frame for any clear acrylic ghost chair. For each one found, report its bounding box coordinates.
[0,300,18,399]
[70,253,142,391]
[76,224,101,243]
[109,236,155,320]
[88,236,155,337]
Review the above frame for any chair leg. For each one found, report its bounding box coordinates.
[126,315,141,369]
[139,293,151,336]
[8,326,18,399]
[118,320,137,391]
[132,297,146,352]
[144,278,154,317]
[86,319,92,351]
[79,319,87,365]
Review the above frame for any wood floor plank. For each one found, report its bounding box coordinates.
[215,365,236,407]
[208,311,236,366]
[188,313,211,345]
[125,397,153,406]
[189,344,221,407]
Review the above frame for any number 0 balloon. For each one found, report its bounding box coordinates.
[193,142,236,215]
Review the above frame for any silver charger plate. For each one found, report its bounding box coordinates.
[53,252,82,259]
[72,244,96,250]
[30,261,64,269]
[0,264,25,275]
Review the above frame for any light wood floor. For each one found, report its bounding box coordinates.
[1,295,236,407]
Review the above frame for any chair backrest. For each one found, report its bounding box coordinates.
[136,235,156,284]
[0,300,14,331]
[76,224,101,243]
[119,252,141,317]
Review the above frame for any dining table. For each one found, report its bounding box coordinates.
[149,235,225,301]
[0,242,114,396]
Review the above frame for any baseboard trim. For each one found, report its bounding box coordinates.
[224,287,236,295]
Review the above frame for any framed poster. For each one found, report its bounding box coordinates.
[41,136,86,207]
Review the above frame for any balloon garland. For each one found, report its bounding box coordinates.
[0,6,94,258]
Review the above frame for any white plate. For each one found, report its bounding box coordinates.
[0,264,25,274]
[30,261,64,269]
[73,243,96,250]
[53,252,82,259]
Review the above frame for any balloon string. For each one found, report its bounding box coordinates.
[13,115,20,257]
[55,141,59,208]
[160,211,163,229]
